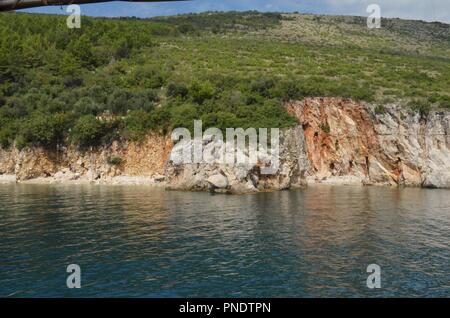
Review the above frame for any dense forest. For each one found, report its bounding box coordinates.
[0,11,449,150]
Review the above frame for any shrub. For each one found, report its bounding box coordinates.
[178,24,196,34]
[115,38,132,59]
[133,66,165,89]
[123,109,152,141]
[437,96,450,109]
[15,135,27,151]
[149,107,171,134]
[189,81,215,104]
[319,122,331,134]
[106,89,159,116]
[167,82,189,99]
[170,104,199,131]
[245,100,298,129]
[0,126,14,149]
[21,113,71,148]
[201,112,241,131]
[0,101,27,122]
[107,156,123,166]
[148,23,174,36]
[409,99,432,117]
[63,75,84,88]
[107,89,132,115]
[279,81,303,101]
[68,35,96,68]
[71,115,104,148]
[350,87,376,102]
[73,97,103,116]
[374,105,387,115]
[251,78,275,97]
[0,92,5,107]
[129,90,158,113]
[59,52,82,77]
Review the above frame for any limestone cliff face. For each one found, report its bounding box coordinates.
[0,134,172,183]
[286,98,450,188]
[1,98,449,190]
[165,125,309,194]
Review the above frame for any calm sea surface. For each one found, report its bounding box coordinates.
[0,184,449,297]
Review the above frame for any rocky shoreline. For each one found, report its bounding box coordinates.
[0,174,165,186]
[1,98,449,192]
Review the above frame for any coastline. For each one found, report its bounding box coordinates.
[0,173,362,187]
[0,174,166,187]
[1,99,449,192]
[1,173,441,190]
[0,174,16,184]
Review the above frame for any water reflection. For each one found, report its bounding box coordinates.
[0,184,449,297]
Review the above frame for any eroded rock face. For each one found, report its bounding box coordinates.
[165,126,309,194]
[0,134,172,183]
[1,98,449,191]
[286,98,450,188]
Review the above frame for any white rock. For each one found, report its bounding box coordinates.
[207,174,229,189]
[423,171,450,189]
[0,174,16,183]
[153,174,165,182]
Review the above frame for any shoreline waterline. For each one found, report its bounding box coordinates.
[2,173,449,191]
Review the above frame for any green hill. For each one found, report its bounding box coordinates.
[0,11,449,149]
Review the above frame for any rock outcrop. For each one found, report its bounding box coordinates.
[165,126,309,194]
[1,98,449,191]
[286,98,450,188]
[0,134,172,184]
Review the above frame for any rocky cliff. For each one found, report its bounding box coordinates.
[1,98,449,191]
[165,125,309,194]
[287,98,450,188]
[0,134,172,184]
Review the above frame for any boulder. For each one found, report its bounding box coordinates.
[207,174,229,189]
[423,171,450,189]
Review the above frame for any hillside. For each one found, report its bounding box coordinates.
[0,11,449,150]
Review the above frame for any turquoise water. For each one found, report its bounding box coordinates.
[0,184,449,297]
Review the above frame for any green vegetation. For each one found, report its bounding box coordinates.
[71,115,106,148]
[0,11,449,150]
[152,11,283,33]
[374,105,387,115]
[107,156,123,166]
[319,122,331,134]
